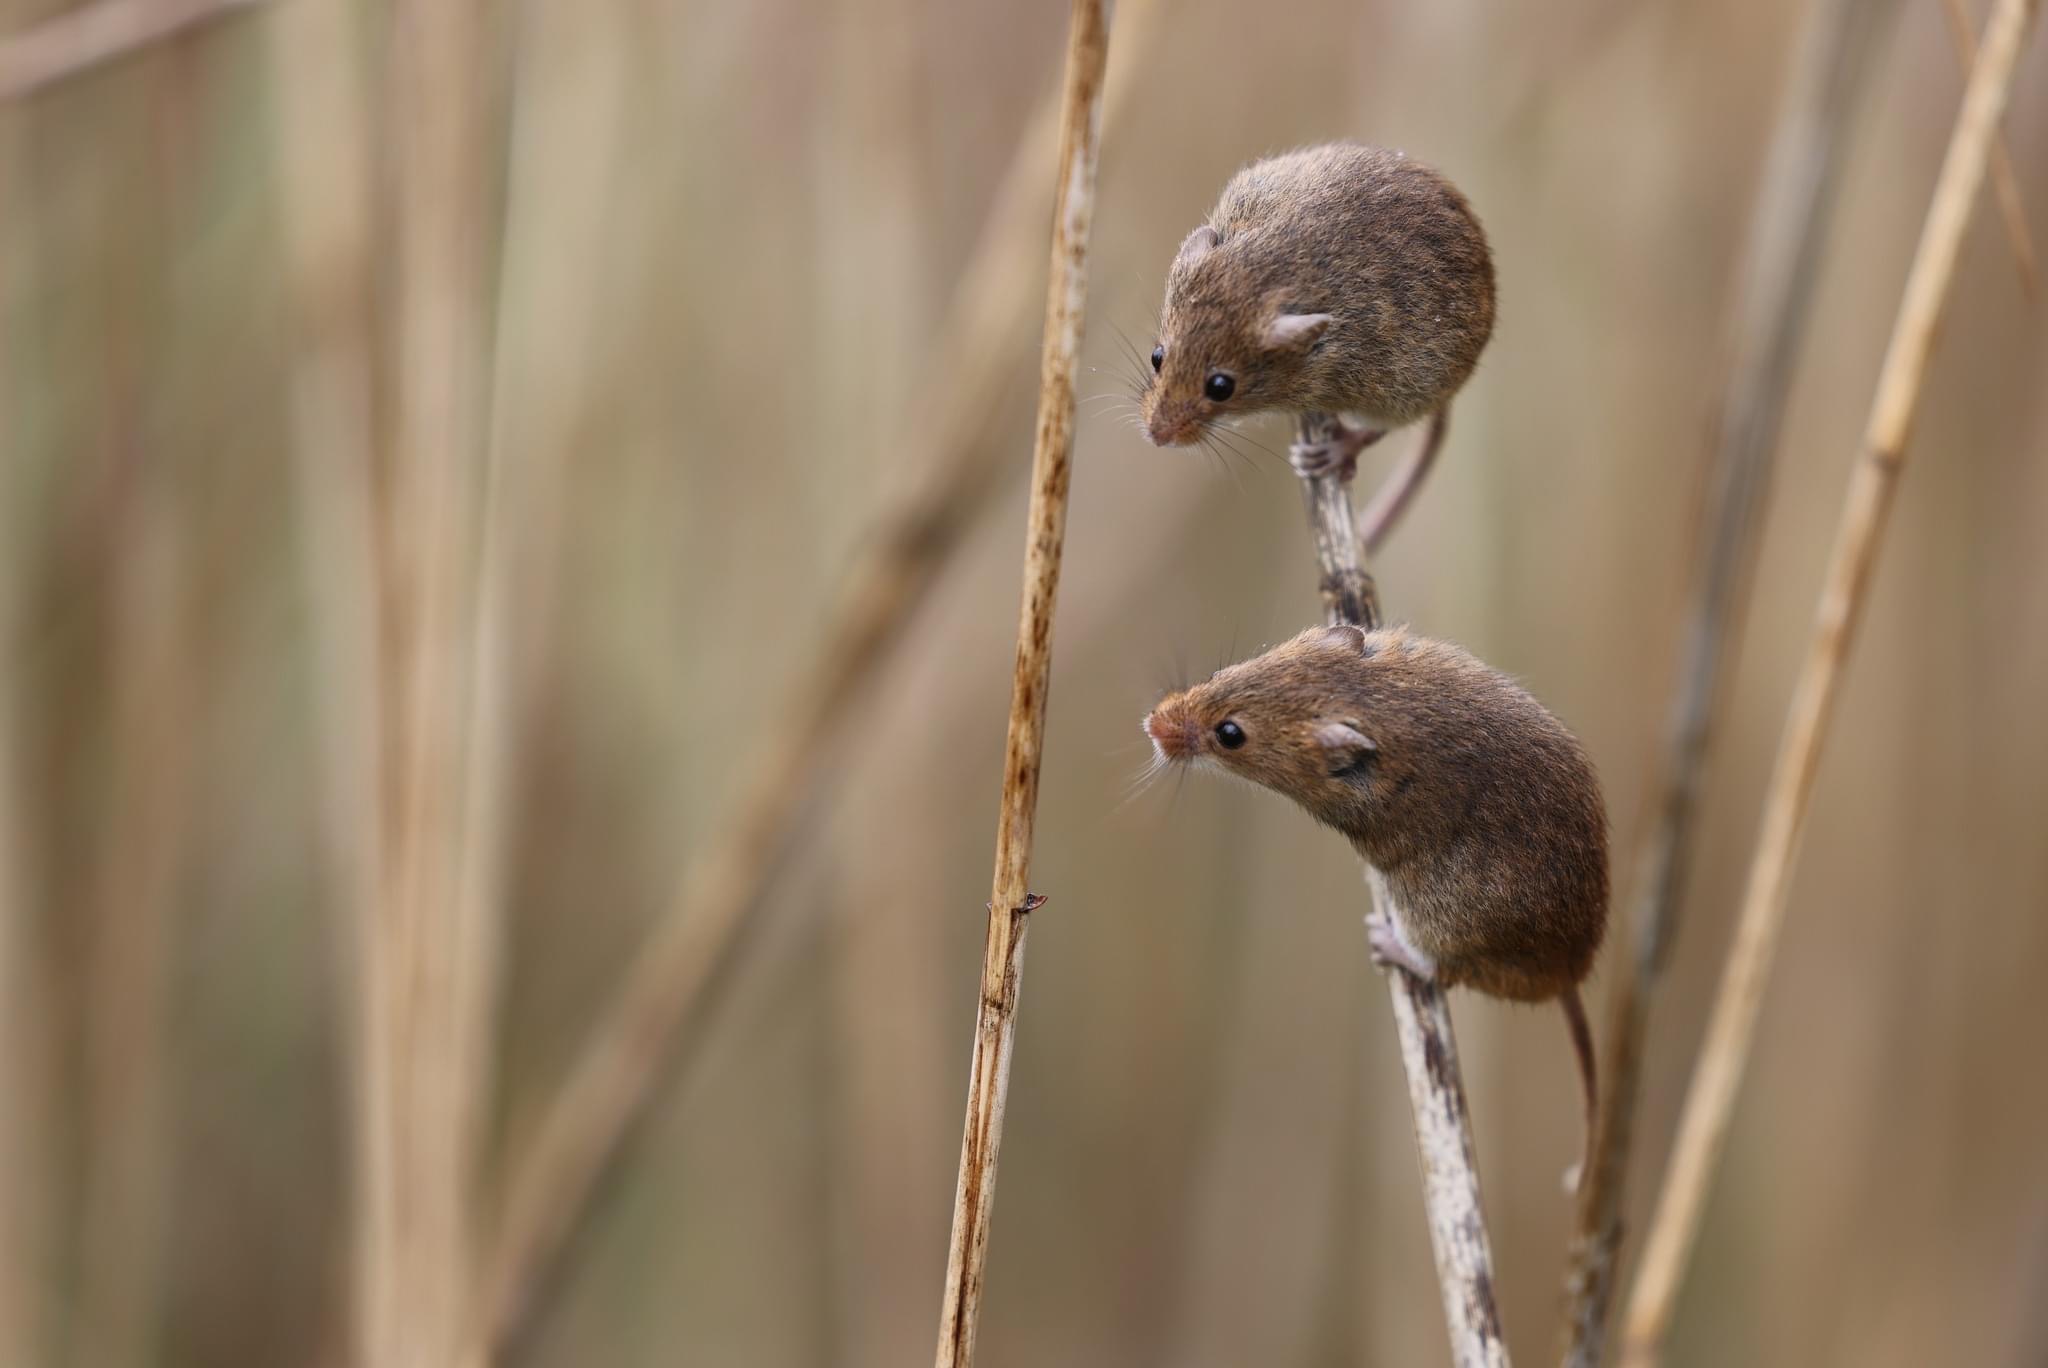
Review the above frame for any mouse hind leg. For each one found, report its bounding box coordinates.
[1365,906,1439,981]
[1289,417,1384,480]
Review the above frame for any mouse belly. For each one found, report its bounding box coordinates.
[1365,864,1591,1003]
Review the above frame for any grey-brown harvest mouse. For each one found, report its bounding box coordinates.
[1143,625,1605,1177]
[1141,142,1495,500]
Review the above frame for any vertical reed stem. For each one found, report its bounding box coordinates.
[1294,413,1509,1368]
[1556,0,1894,1360]
[931,3,1111,1364]
[1619,1,2041,1359]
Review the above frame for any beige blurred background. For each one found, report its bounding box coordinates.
[2,0,2045,1365]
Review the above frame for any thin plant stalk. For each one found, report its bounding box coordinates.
[364,1,512,1363]
[1618,1,2042,1360]
[472,5,1159,1355]
[263,0,384,1354]
[1554,0,1894,1361]
[931,2,1111,1364]
[1292,412,1510,1368]
[0,166,47,1359]
[0,653,37,1368]
[76,508,192,1368]
[1940,0,2039,295]
[0,0,263,102]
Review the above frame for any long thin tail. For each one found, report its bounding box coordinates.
[1561,984,1598,1193]
[1360,407,1450,555]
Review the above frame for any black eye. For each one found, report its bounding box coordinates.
[1215,719,1246,750]
[1204,372,1236,402]
[1150,345,1164,372]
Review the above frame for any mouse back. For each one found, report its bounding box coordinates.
[1142,143,1495,446]
[1144,624,1606,995]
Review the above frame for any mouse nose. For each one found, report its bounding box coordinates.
[1145,413,1190,447]
[1143,708,1194,759]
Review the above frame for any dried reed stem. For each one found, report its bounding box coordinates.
[1554,0,1892,1360]
[362,1,510,1363]
[0,0,262,102]
[931,3,1110,1364]
[0,702,36,1368]
[1619,1,2041,1360]
[76,510,192,1368]
[263,0,386,1352]
[472,5,1157,1356]
[1292,412,1509,1368]
[0,271,46,1368]
[1941,0,2039,295]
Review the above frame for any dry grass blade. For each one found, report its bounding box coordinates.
[1618,0,2042,1360]
[930,2,1110,1363]
[263,0,385,1349]
[361,1,512,1362]
[1554,0,1894,1361]
[76,511,192,1368]
[0,0,262,102]
[1942,0,2039,295]
[0,259,47,1367]
[471,5,1158,1357]
[1295,414,1509,1368]
[0,681,37,1368]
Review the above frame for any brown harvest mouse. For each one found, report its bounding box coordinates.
[1141,143,1495,532]
[1143,624,1606,1179]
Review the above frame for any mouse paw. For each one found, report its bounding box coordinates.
[1288,423,1384,481]
[1364,909,1437,982]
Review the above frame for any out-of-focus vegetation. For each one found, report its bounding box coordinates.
[1,1,2044,1365]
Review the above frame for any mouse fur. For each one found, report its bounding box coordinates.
[1142,143,1496,449]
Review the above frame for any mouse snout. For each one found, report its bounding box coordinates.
[1144,408,1200,448]
[1143,706,1199,760]
[1140,389,1203,448]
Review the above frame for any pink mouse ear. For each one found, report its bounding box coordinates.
[1175,224,1220,267]
[1320,624,1369,655]
[1264,311,1334,351]
[1314,720,1376,773]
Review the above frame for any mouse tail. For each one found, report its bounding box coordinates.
[1360,407,1450,555]
[1561,984,1597,1193]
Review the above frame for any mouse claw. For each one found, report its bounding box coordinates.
[1365,909,1437,982]
[1289,422,1384,481]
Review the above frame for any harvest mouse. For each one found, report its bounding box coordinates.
[1143,624,1605,1179]
[1141,143,1495,536]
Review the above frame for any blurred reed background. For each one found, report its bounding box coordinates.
[0,0,2044,1365]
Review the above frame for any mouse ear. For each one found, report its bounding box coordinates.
[1175,224,1220,267]
[1320,624,1370,655]
[1264,311,1334,351]
[1314,720,1376,774]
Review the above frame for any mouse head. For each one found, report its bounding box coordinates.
[1143,624,1412,840]
[1140,224,1332,447]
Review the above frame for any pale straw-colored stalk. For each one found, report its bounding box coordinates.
[1554,0,1895,1360]
[931,2,1112,1364]
[1619,1,2042,1360]
[1293,411,1510,1368]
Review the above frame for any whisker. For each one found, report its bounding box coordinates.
[1204,423,1286,473]
[1113,749,1175,814]
[1197,429,1250,495]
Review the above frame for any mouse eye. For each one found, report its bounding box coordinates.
[1150,345,1164,372]
[1204,372,1236,402]
[1215,719,1246,750]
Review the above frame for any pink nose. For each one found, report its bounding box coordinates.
[1146,416,1191,447]
[1143,710,1191,758]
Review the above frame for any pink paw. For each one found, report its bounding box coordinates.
[1288,423,1384,480]
[1365,910,1437,981]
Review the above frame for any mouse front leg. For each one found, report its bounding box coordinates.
[1365,907,1438,982]
[1289,418,1384,480]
